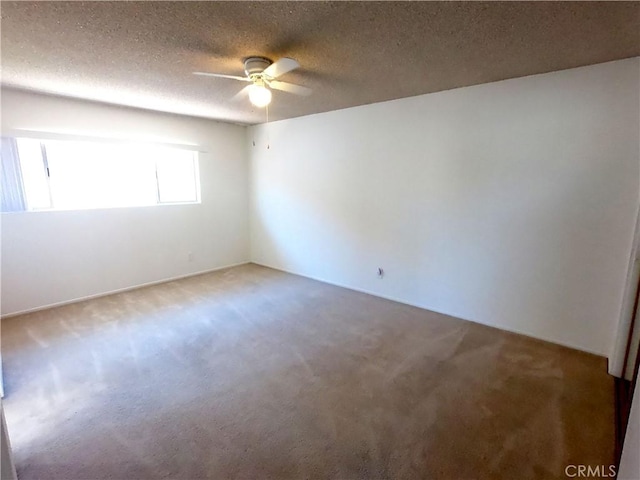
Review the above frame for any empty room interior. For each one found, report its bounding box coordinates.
[2,2,640,479]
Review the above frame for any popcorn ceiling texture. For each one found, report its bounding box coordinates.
[1,1,638,125]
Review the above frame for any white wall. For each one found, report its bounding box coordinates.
[1,401,17,480]
[1,89,249,316]
[249,58,640,357]
[610,206,640,378]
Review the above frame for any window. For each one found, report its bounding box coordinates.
[0,137,200,212]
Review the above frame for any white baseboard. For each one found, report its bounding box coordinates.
[250,261,606,358]
[3,258,606,359]
[1,261,250,319]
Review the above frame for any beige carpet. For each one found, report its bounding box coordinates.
[2,264,614,479]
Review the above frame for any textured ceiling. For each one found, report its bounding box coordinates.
[1,1,639,125]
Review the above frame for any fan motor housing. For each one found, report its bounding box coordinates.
[244,57,272,77]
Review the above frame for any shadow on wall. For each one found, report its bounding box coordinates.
[250,124,625,354]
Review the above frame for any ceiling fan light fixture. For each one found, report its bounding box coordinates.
[194,56,310,108]
[249,83,272,108]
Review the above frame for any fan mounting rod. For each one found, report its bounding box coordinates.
[244,57,272,80]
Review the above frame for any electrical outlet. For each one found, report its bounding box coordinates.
[188,252,194,262]
[377,267,384,279]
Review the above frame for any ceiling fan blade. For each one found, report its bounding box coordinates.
[268,80,312,96]
[231,85,252,102]
[193,72,250,82]
[262,58,300,79]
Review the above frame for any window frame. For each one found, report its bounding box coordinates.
[2,134,202,213]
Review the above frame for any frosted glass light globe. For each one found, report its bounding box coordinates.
[249,85,272,107]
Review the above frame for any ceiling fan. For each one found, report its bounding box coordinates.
[194,56,312,108]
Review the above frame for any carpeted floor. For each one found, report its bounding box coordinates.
[2,264,614,479]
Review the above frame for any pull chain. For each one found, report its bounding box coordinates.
[266,103,270,149]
